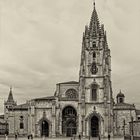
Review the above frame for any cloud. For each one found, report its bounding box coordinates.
[0,0,140,114]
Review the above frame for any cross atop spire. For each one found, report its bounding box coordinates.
[93,0,96,9]
[89,0,100,36]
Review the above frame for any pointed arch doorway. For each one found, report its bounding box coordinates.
[41,120,49,137]
[91,116,99,137]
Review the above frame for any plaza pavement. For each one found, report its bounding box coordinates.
[0,137,124,140]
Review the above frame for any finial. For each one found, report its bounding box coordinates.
[10,86,12,92]
[93,0,96,8]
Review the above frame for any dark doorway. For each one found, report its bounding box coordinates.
[41,120,49,137]
[62,106,77,137]
[91,116,99,137]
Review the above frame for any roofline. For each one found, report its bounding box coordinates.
[56,81,79,85]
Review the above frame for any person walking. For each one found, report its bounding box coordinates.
[15,133,17,140]
[31,134,33,140]
[88,136,90,140]
[99,135,101,140]
[108,134,110,140]
[78,134,81,140]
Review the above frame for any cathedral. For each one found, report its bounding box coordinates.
[2,2,140,138]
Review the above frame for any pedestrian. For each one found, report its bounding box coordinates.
[78,134,81,140]
[89,136,90,140]
[27,135,30,140]
[99,135,101,140]
[31,134,33,140]
[108,134,110,140]
[15,133,17,140]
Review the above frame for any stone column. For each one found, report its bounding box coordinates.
[85,120,88,137]
[27,102,31,135]
[28,101,35,137]
[59,113,62,136]
[82,116,86,138]
[51,101,56,137]
[52,117,56,137]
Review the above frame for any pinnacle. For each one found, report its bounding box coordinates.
[7,87,14,103]
[89,1,100,37]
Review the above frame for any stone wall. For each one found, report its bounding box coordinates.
[114,109,136,136]
[8,110,28,135]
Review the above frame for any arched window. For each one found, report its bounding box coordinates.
[20,116,24,129]
[93,52,96,58]
[20,122,24,129]
[119,97,124,103]
[91,84,98,101]
[65,89,78,99]
[93,42,96,48]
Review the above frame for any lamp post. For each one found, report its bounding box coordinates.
[81,120,83,137]
[131,117,134,140]
[123,119,126,137]
[5,117,8,135]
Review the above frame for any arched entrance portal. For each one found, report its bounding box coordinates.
[41,120,49,137]
[62,106,77,137]
[91,116,99,137]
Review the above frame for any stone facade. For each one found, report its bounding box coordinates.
[129,121,140,137]
[113,91,137,136]
[1,2,140,138]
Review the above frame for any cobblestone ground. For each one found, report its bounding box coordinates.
[0,137,124,140]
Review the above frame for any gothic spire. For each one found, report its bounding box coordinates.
[7,86,14,103]
[89,0,100,36]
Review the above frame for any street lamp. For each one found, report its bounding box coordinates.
[131,117,134,136]
[5,117,8,135]
[81,120,83,137]
[131,117,134,137]
[123,119,126,137]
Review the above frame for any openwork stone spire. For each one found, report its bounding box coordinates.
[89,1,100,37]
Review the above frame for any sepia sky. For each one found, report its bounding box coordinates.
[0,0,140,114]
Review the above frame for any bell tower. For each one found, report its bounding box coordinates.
[79,2,114,137]
[4,87,17,119]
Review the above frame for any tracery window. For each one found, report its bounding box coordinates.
[91,62,98,74]
[93,52,96,58]
[91,84,98,101]
[65,89,78,99]
[93,43,96,48]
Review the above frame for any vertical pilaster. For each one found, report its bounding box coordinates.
[52,101,56,137]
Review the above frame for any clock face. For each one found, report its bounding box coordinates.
[91,62,98,74]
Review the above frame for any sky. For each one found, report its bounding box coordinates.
[0,0,140,114]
